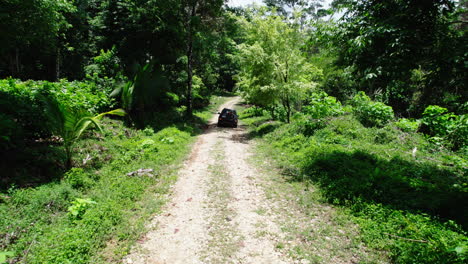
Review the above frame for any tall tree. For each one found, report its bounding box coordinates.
[330,0,467,115]
[264,0,327,21]
[181,0,224,117]
[235,9,318,122]
[0,0,75,79]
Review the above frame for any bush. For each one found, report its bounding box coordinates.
[67,198,97,221]
[0,78,114,149]
[64,168,94,189]
[394,118,420,133]
[320,67,356,102]
[0,79,52,146]
[243,107,467,263]
[447,115,467,151]
[239,106,268,119]
[420,106,467,150]
[254,121,282,137]
[351,91,394,127]
[1,120,194,263]
[84,47,123,80]
[303,92,344,119]
[291,113,327,136]
[421,105,457,137]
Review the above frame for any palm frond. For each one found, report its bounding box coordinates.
[74,117,102,142]
[94,108,126,120]
[110,82,124,98]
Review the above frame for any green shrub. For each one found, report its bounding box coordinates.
[447,115,467,151]
[52,79,114,112]
[0,112,21,149]
[254,121,282,136]
[320,67,357,102]
[421,105,457,137]
[84,47,123,80]
[240,106,268,119]
[394,118,420,133]
[277,92,345,137]
[64,168,94,189]
[303,91,344,119]
[315,115,367,141]
[0,78,114,150]
[0,80,52,146]
[67,198,97,221]
[421,106,467,150]
[351,91,394,127]
[244,107,467,263]
[291,113,327,136]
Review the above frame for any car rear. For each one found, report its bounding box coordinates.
[217,109,238,127]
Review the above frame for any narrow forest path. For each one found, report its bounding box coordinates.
[123,97,291,264]
[123,97,373,264]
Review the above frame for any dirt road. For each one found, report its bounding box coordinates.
[123,97,292,264]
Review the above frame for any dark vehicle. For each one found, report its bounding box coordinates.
[217,108,238,128]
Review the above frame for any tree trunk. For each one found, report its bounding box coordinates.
[9,52,15,76]
[15,48,20,76]
[186,36,193,117]
[186,1,197,118]
[282,96,291,123]
[56,47,61,81]
[283,62,290,123]
[65,146,72,169]
[285,97,291,123]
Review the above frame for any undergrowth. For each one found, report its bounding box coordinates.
[241,109,468,263]
[0,95,231,263]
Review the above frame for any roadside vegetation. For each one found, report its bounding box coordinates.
[1,0,466,263]
[233,1,466,263]
[2,0,235,262]
[240,93,467,263]
[0,84,231,263]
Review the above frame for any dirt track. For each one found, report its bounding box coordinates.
[123,97,292,264]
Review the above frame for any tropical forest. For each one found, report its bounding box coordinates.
[0,0,467,263]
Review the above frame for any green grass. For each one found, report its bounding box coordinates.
[240,108,468,264]
[0,122,192,264]
[0,96,233,264]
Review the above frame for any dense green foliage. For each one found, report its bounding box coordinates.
[0,93,231,262]
[1,0,466,262]
[0,0,238,117]
[322,0,467,115]
[1,123,192,263]
[234,8,322,122]
[0,79,114,150]
[241,95,467,263]
[351,91,395,127]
